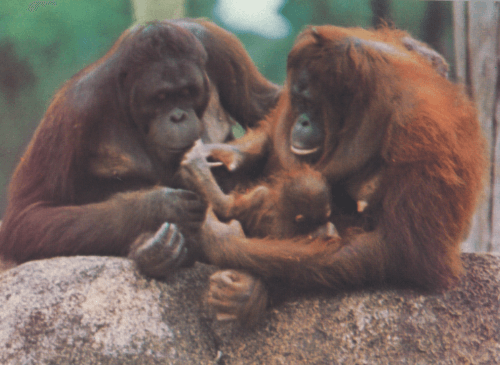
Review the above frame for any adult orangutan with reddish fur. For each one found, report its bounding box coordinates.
[0,19,280,277]
[184,25,487,326]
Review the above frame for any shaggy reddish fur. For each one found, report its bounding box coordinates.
[197,25,487,324]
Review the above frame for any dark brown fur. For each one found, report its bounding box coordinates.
[0,19,279,278]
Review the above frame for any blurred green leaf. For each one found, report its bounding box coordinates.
[0,0,132,214]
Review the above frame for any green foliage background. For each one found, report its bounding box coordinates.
[0,1,133,214]
[189,0,453,84]
[0,0,453,215]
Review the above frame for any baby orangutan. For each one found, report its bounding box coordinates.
[181,140,336,240]
[181,140,341,325]
[182,140,388,325]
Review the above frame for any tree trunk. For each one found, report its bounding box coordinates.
[131,0,185,23]
[455,2,500,253]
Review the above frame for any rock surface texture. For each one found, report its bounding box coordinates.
[0,254,499,364]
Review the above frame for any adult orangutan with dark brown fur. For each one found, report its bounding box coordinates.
[0,19,280,277]
[183,25,487,326]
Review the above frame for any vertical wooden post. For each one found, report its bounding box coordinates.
[131,0,185,23]
[455,2,500,253]
[452,2,467,85]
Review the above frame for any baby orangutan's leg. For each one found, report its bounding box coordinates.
[180,140,235,219]
[206,270,268,327]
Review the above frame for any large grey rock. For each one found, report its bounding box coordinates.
[0,254,499,364]
[0,257,218,364]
